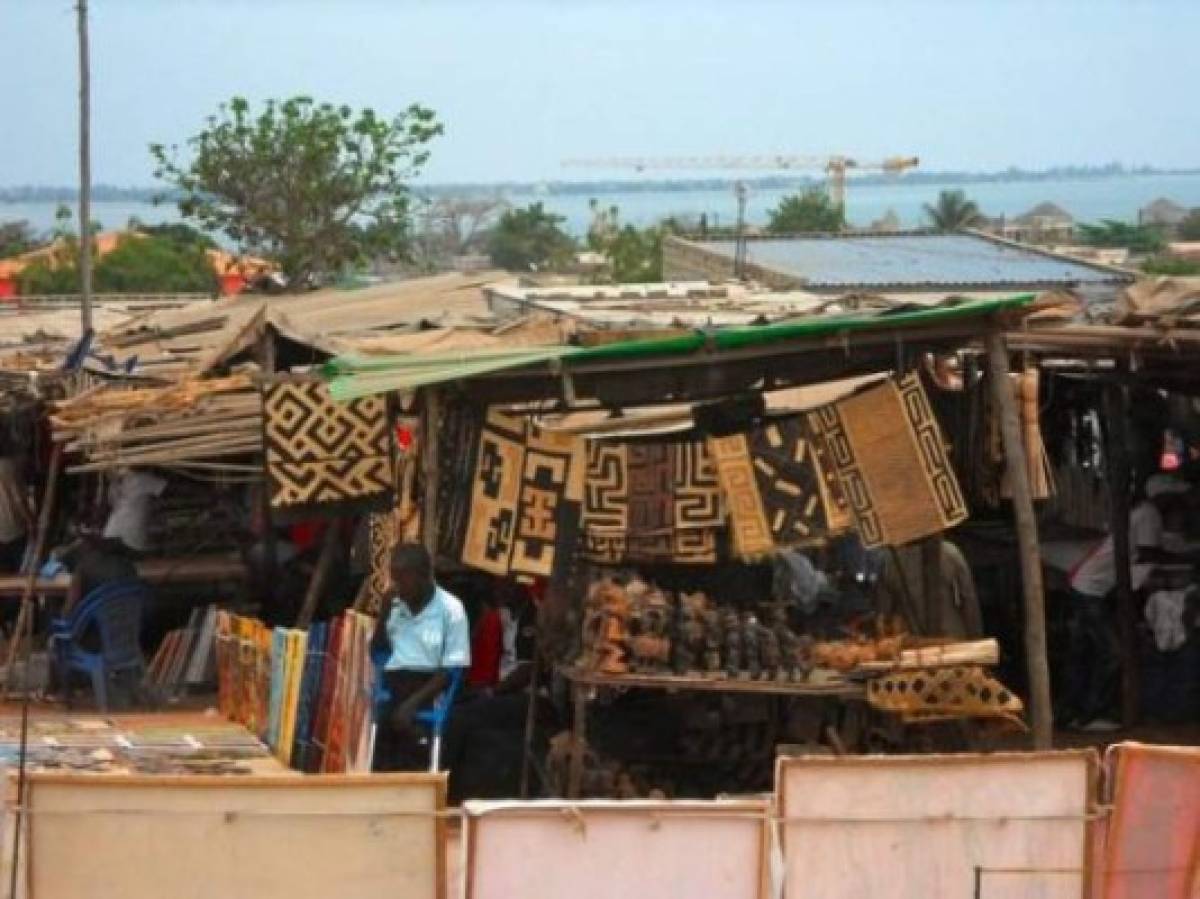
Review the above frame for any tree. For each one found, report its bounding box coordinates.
[1177,210,1200,242]
[767,188,844,233]
[151,96,442,288]
[487,202,576,272]
[410,196,507,271]
[1077,220,1165,254]
[0,220,36,259]
[923,189,984,231]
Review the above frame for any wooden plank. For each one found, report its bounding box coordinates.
[464,800,768,899]
[559,666,863,698]
[777,751,1096,899]
[20,772,445,899]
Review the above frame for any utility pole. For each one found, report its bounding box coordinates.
[77,0,93,334]
[733,181,748,279]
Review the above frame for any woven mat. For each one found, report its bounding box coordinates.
[459,410,585,578]
[580,439,723,564]
[809,373,967,548]
[263,379,392,521]
[709,415,848,559]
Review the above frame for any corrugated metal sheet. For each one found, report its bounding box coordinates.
[698,233,1130,288]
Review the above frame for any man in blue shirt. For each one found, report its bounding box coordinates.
[370,543,470,771]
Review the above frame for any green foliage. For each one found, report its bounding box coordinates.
[1141,255,1200,276]
[1077,219,1165,254]
[767,188,844,233]
[1177,210,1200,242]
[606,225,665,282]
[18,257,78,294]
[151,96,442,287]
[95,236,216,292]
[487,202,576,271]
[0,220,36,259]
[18,233,216,295]
[923,189,984,231]
[139,221,218,251]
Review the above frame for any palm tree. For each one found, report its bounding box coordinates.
[924,189,984,231]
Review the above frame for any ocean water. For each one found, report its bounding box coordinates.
[5,172,1200,239]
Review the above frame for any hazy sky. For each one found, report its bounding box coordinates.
[4,0,1199,187]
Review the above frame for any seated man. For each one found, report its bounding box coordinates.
[370,543,470,771]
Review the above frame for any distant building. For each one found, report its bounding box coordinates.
[994,202,1076,245]
[1166,241,1200,262]
[1139,197,1192,234]
[1050,245,1130,266]
[662,230,1133,302]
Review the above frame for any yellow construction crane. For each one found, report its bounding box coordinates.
[561,154,920,209]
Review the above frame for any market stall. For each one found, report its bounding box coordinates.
[320,289,1054,793]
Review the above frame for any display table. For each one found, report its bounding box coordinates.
[0,553,249,597]
[559,666,866,798]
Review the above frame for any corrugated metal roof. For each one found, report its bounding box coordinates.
[697,232,1129,289]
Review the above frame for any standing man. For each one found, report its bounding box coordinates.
[1063,474,1189,730]
[876,539,983,639]
[370,543,470,771]
[103,467,166,556]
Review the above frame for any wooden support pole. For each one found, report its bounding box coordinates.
[984,330,1053,749]
[421,388,441,559]
[4,443,64,696]
[1103,382,1138,726]
[519,642,541,799]
[295,522,340,629]
[256,333,278,600]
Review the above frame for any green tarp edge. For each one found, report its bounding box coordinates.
[322,294,1034,399]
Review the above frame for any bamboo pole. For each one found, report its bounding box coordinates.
[1103,381,1138,725]
[4,443,64,697]
[984,330,1053,749]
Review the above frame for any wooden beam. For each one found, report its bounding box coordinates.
[421,388,441,558]
[1103,382,1138,726]
[984,330,1053,749]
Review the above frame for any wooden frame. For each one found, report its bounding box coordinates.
[462,799,770,899]
[775,750,1098,899]
[1100,743,1200,899]
[17,772,447,899]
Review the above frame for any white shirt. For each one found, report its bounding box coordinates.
[1070,501,1163,598]
[384,586,471,672]
[103,470,166,553]
[0,458,26,544]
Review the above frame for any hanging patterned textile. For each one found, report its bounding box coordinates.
[808,373,968,548]
[355,434,422,617]
[263,379,393,521]
[579,439,723,564]
[708,416,850,559]
[457,410,586,579]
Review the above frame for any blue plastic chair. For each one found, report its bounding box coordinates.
[49,579,149,712]
[370,652,465,772]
